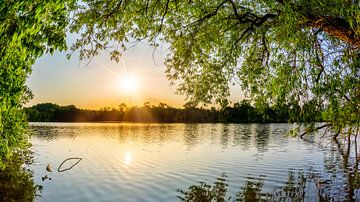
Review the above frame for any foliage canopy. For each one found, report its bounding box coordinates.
[0,0,359,164]
[69,0,359,136]
[0,0,69,167]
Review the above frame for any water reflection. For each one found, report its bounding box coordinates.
[177,170,336,201]
[233,126,252,150]
[177,173,229,201]
[178,137,360,201]
[255,124,270,152]
[0,153,40,201]
[30,123,276,153]
[31,125,78,141]
[183,124,200,150]
[124,151,133,165]
[26,123,360,201]
[220,125,230,149]
[178,173,269,201]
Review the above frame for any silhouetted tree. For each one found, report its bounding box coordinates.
[25,102,326,123]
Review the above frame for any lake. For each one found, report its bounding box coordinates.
[24,123,359,201]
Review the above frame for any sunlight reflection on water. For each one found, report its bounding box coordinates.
[27,122,358,201]
[124,151,133,165]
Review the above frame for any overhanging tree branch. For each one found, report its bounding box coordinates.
[300,123,333,138]
[307,17,360,48]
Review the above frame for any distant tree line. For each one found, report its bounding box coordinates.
[24,101,325,123]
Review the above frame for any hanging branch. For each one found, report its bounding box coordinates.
[300,123,332,139]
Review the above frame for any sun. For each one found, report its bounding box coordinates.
[119,74,139,94]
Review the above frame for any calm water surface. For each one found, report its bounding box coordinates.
[29,123,359,201]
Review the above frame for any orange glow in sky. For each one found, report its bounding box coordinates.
[26,40,244,109]
[118,74,140,95]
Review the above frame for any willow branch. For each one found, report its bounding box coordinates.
[300,123,332,138]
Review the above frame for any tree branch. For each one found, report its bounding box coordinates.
[307,17,360,48]
[300,123,332,138]
[101,0,123,23]
[158,0,170,33]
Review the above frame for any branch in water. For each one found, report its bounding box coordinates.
[300,123,333,139]
[57,157,83,172]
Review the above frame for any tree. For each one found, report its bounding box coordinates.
[0,1,70,168]
[69,0,359,137]
[1,0,359,165]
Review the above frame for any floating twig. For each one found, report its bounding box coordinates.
[57,157,83,172]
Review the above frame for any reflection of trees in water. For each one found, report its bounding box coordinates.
[232,126,252,150]
[177,173,229,201]
[235,177,266,201]
[31,124,280,152]
[304,135,360,200]
[31,126,78,141]
[178,171,324,201]
[183,124,200,150]
[220,125,230,149]
[0,153,40,201]
[254,124,271,152]
[231,123,273,152]
[31,124,180,145]
[178,137,360,201]
[330,138,360,201]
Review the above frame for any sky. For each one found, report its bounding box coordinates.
[26,40,244,109]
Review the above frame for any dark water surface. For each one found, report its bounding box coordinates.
[27,123,359,201]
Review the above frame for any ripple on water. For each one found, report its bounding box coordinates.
[27,123,354,201]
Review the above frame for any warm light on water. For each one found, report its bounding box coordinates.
[124,151,133,165]
[28,123,358,201]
